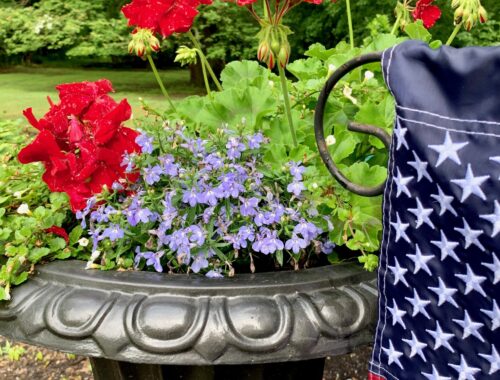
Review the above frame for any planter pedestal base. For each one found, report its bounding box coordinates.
[0,260,377,377]
[90,357,326,380]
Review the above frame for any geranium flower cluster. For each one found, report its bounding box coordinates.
[78,124,335,276]
[18,80,140,211]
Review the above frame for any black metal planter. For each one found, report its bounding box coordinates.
[0,260,377,379]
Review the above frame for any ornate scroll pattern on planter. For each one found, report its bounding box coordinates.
[0,261,377,365]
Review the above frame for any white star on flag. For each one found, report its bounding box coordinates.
[479,345,500,375]
[402,331,427,361]
[409,197,435,229]
[390,212,411,243]
[426,321,455,353]
[480,300,500,331]
[407,244,433,275]
[394,167,414,198]
[482,254,500,284]
[448,355,481,380]
[394,120,409,150]
[408,150,433,182]
[387,299,407,328]
[454,218,485,251]
[428,278,459,308]
[450,164,490,202]
[382,339,404,369]
[421,365,452,380]
[428,131,468,167]
[430,184,458,217]
[480,200,500,238]
[455,264,487,297]
[405,288,431,319]
[388,257,410,287]
[452,310,485,342]
[431,231,460,262]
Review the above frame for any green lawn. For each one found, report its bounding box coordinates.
[0,66,201,121]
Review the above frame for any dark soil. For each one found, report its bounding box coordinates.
[0,338,371,380]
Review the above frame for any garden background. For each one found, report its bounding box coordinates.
[0,0,499,379]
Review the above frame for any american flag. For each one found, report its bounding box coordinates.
[368,42,500,380]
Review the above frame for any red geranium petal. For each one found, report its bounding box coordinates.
[159,4,199,36]
[93,99,132,145]
[18,130,64,164]
[89,166,119,194]
[82,95,119,125]
[105,127,141,156]
[23,108,42,130]
[122,0,173,34]
[45,226,69,243]
[413,0,441,29]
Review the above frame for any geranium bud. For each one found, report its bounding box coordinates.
[128,28,161,59]
[451,0,487,30]
[277,43,291,68]
[478,6,487,23]
[174,46,198,66]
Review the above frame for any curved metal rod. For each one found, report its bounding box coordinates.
[314,51,390,197]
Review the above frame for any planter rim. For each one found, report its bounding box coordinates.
[0,260,377,365]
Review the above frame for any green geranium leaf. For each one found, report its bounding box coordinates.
[28,248,50,262]
[358,254,379,271]
[286,58,325,81]
[69,226,83,245]
[220,60,275,90]
[405,21,432,42]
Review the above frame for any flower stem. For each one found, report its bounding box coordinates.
[197,50,212,97]
[391,14,402,35]
[446,22,463,46]
[345,0,355,49]
[146,55,176,112]
[187,31,223,92]
[278,64,298,147]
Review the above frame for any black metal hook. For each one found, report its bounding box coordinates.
[314,52,391,197]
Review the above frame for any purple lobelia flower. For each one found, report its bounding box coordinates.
[187,225,205,247]
[159,154,179,177]
[289,161,305,181]
[121,153,135,173]
[226,137,246,160]
[76,196,97,228]
[287,181,305,197]
[112,181,124,191]
[101,224,125,242]
[203,153,224,171]
[254,210,269,227]
[191,253,209,273]
[240,197,259,217]
[88,227,102,251]
[264,203,285,224]
[294,220,321,242]
[198,187,220,207]
[252,228,284,255]
[182,188,199,207]
[206,269,224,278]
[143,165,163,185]
[247,132,264,149]
[285,234,308,254]
[202,207,215,224]
[135,247,164,272]
[236,225,255,249]
[135,207,155,224]
[135,133,154,154]
[320,241,336,254]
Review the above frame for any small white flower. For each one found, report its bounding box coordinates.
[13,191,23,199]
[241,117,247,125]
[90,250,101,261]
[311,183,319,189]
[343,85,357,105]
[364,70,375,81]
[327,64,337,77]
[16,203,30,215]
[268,80,275,88]
[78,238,89,247]
[326,135,336,146]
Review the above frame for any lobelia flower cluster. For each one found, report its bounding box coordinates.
[78,123,335,277]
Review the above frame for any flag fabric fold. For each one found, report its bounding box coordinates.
[369,40,500,380]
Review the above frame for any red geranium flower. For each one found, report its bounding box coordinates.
[18,80,140,212]
[122,0,212,38]
[46,226,69,244]
[412,0,441,29]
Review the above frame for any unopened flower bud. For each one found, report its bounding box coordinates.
[174,45,198,66]
[478,6,487,23]
[452,0,487,30]
[128,28,161,59]
[277,42,291,68]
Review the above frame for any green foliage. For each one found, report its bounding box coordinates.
[0,340,25,361]
[456,19,500,46]
[0,120,87,300]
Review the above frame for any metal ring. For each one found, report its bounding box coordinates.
[314,52,391,197]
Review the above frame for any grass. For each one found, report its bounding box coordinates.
[0,66,201,121]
